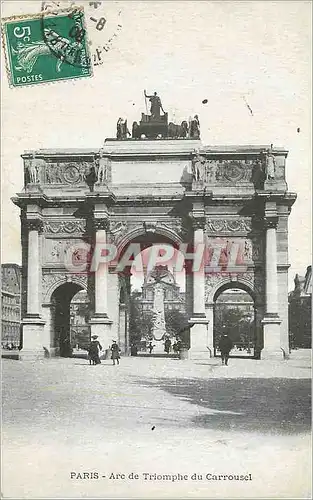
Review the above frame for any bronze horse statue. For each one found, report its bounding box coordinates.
[168,121,189,138]
[132,121,140,138]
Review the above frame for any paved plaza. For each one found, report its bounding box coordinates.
[2,351,312,499]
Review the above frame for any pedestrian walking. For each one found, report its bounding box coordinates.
[87,335,102,365]
[218,333,233,366]
[164,338,171,354]
[148,341,155,354]
[111,340,121,365]
[130,343,138,356]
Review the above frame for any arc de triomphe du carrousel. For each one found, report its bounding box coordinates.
[12,93,296,361]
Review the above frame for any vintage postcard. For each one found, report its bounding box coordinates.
[1,1,311,499]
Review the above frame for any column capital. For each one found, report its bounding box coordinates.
[191,216,206,230]
[264,216,279,229]
[94,218,109,231]
[25,218,44,233]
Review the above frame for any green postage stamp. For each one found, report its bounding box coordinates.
[2,7,92,87]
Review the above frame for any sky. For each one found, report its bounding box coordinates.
[1,0,311,291]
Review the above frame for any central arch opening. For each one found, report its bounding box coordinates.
[117,232,188,357]
[213,284,256,358]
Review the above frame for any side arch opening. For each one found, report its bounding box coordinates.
[213,283,256,358]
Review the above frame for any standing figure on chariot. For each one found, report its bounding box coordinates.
[144,90,165,119]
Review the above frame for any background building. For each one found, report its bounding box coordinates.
[140,265,185,314]
[69,290,90,349]
[289,266,312,348]
[1,264,21,348]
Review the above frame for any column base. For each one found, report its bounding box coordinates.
[19,349,47,361]
[46,347,59,358]
[261,314,283,360]
[20,316,46,360]
[261,348,285,360]
[89,315,113,359]
[188,319,211,360]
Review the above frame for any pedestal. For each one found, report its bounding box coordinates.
[89,315,113,359]
[188,318,210,360]
[261,314,283,359]
[19,316,46,360]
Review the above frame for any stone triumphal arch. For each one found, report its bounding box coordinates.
[13,108,296,360]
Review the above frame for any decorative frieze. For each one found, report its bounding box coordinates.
[24,160,94,185]
[206,218,252,233]
[44,220,86,234]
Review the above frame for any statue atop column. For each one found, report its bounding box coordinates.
[261,144,276,180]
[189,115,200,138]
[26,152,45,184]
[144,90,166,119]
[116,118,131,140]
[265,144,276,180]
[192,152,206,182]
[95,150,110,185]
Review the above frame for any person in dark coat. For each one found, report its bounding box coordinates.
[148,341,155,354]
[218,333,233,366]
[111,340,121,365]
[164,338,171,354]
[130,343,138,356]
[88,335,102,365]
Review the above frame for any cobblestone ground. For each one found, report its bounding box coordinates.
[2,352,312,499]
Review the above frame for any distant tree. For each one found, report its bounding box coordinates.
[215,306,249,345]
[165,309,189,335]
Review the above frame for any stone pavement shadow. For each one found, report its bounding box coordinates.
[132,377,311,435]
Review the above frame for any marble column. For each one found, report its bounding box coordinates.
[89,219,112,357]
[261,217,282,359]
[185,265,193,316]
[118,303,127,354]
[21,219,45,360]
[188,218,210,360]
[205,302,214,356]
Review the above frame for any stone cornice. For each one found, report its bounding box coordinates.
[85,191,116,207]
[201,145,289,157]
[256,191,297,204]
[22,150,97,159]
[11,193,50,209]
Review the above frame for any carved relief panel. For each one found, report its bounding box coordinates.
[43,238,86,266]
[23,157,104,187]
[44,161,94,185]
[203,159,256,185]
